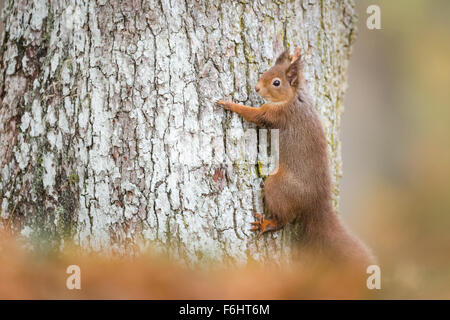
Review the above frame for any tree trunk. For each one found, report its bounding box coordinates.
[0,0,356,264]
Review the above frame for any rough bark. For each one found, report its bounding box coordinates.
[0,0,356,264]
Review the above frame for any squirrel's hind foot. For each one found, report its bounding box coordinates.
[250,212,282,238]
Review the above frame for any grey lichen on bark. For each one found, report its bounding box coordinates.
[0,0,357,264]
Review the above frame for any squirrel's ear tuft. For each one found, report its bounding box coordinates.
[286,59,301,87]
[275,50,290,65]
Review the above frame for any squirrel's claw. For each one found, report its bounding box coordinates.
[249,225,263,239]
[252,212,264,222]
[250,213,264,235]
[250,213,280,238]
[216,100,232,110]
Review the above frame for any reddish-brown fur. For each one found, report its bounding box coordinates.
[218,48,373,269]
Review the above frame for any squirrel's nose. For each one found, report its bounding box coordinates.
[255,86,260,92]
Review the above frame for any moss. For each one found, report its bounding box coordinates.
[66,58,73,73]
[54,203,75,240]
[234,161,250,177]
[23,140,77,252]
[257,160,266,178]
[349,27,357,46]
[54,206,65,235]
[68,173,79,186]
[239,11,256,98]
[42,10,54,46]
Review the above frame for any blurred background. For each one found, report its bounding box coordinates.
[0,0,449,299]
[341,0,450,298]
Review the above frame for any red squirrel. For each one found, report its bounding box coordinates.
[218,47,373,268]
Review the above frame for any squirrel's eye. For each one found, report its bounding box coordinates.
[272,79,281,87]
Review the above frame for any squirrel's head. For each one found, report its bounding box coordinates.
[255,49,303,104]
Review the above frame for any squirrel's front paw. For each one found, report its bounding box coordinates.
[216,100,233,111]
